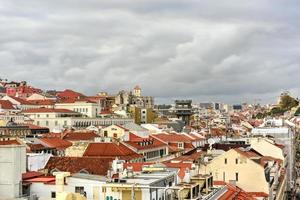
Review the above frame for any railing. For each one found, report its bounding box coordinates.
[202,186,227,200]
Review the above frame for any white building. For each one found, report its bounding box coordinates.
[251,127,295,190]
[55,99,101,118]
[0,144,26,198]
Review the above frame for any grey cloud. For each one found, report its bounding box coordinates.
[0,0,300,104]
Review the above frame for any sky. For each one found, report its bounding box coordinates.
[1,0,300,104]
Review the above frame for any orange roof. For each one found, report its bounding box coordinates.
[7,96,34,105]
[153,133,193,143]
[22,108,76,113]
[0,100,15,109]
[0,140,21,145]
[27,99,56,105]
[22,123,49,130]
[22,171,44,180]
[45,157,113,176]
[218,184,256,200]
[39,138,72,149]
[124,133,167,150]
[24,176,55,183]
[247,192,269,198]
[57,89,86,100]
[83,142,143,161]
[233,148,262,159]
[62,131,98,141]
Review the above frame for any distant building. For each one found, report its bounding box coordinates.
[175,100,193,125]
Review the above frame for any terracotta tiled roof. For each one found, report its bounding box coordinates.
[62,131,98,141]
[0,100,15,109]
[83,142,143,161]
[27,143,52,151]
[38,138,72,150]
[171,151,203,163]
[247,192,269,198]
[24,176,55,184]
[234,148,262,159]
[57,89,86,100]
[27,99,56,105]
[7,96,34,105]
[0,140,21,145]
[42,132,62,138]
[218,184,256,200]
[45,157,113,176]
[22,171,44,180]
[22,108,76,113]
[21,123,49,130]
[124,133,167,150]
[152,133,193,143]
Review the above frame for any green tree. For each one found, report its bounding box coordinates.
[279,94,299,110]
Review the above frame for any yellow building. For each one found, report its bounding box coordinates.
[200,148,270,194]
[248,137,285,162]
[100,124,128,139]
[129,106,156,125]
[133,85,141,97]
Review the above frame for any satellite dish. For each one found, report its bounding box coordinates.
[208,138,215,146]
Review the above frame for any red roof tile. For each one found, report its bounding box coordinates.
[24,176,55,183]
[0,140,21,145]
[0,100,15,109]
[7,96,34,105]
[57,89,86,100]
[62,131,98,141]
[153,133,192,143]
[45,157,113,176]
[22,171,44,180]
[27,99,56,105]
[38,138,72,150]
[22,123,49,130]
[124,133,167,150]
[218,183,256,200]
[83,142,143,161]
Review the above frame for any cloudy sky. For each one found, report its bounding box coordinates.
[1,0,300,104]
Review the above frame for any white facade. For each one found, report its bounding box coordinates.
[0,144,26,199]
[55,101,101,118]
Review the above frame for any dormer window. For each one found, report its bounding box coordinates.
[178,142,184,149]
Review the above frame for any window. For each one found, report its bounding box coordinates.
[235,172,239,181]
[113,133,118,138]
[46,114,49,118]
[37,121,40,126]
[51,192,56,198]
[224,158,227,164]
[46,121,49,126]
[235,158,238,164]
[178,142,184,149]
[37,114,40,118]
[75,186,85,194]
[223,172,226,181]
[104,131,108,137]
[64,121,67,126]
[55,121,58,126]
